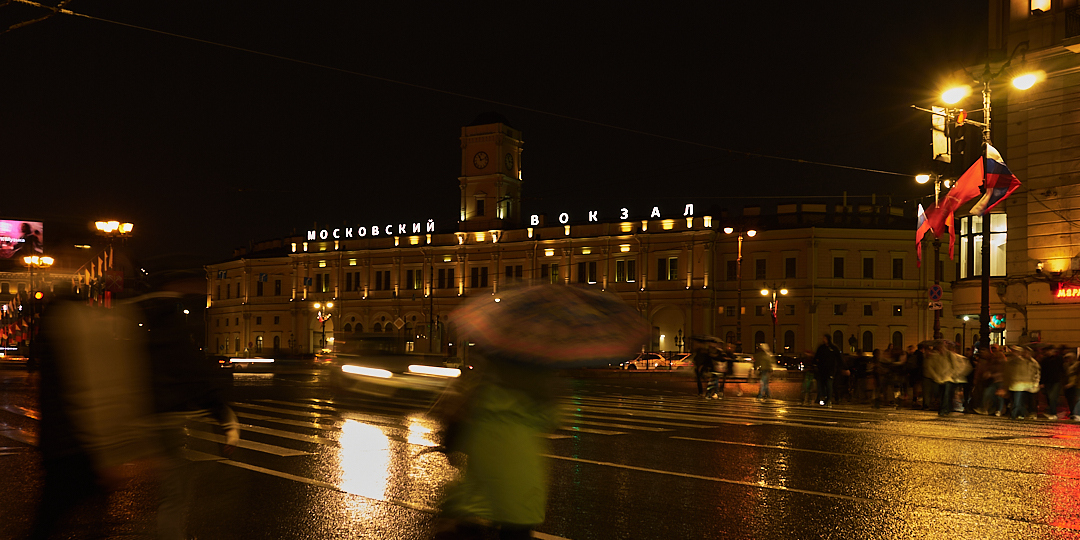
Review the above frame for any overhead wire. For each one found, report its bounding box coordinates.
[4,0,913,179]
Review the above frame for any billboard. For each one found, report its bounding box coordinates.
[0,220,44,259]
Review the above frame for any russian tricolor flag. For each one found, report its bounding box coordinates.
[971,144,1022,215]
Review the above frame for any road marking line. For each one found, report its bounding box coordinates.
[565,418,672,432]
[558,426,627,435]
[231,402,338,418]
[235,411,342,431]
[185,429,310,456]
[543,454,869,502]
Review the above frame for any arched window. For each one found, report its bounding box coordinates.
[892,331,904,350]
[861,331,873,353]
[833,331,844,350]
[753,331,765,349]
[373,322,382,332]
[343,323,352,333]
[783,330,795,353]
[255,335,263,353]
[355,323,363,334]
[725,331,735,344]
[273,335,280,352]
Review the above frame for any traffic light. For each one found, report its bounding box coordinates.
[33,291,44,301]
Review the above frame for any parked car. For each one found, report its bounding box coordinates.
[774,354,804,371]
[323,334,461,397]
[620,352,692,370]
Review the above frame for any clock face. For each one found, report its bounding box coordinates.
[504,153,514,171]
[473,151,489,169]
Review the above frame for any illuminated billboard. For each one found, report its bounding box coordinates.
[0,220,44,259]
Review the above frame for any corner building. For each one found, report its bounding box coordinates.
[205,119,956,360]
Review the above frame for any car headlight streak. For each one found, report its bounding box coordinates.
[341,365,393,378]
[408,365,461,378]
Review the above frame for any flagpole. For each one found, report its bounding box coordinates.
[932,176,942,340]
[980,80,992,352]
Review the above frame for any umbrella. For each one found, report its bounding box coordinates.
[451,285,650,368]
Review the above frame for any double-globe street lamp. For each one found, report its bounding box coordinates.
[938,41,1040,351]
[24,254,54,366]
[914,173,952,340]
[724,227,757,352]
[313,301,333,352]
[760,283,788,354]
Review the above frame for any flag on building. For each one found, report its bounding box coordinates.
[971,144,1022,215]
[926,158,984,236]
[259,273,269,282]
[916,204,930,266]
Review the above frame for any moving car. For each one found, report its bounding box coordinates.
[322,334,462,397]
[620,352,692,370]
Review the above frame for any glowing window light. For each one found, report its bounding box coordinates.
[475,232,486,242]
[620,222,633,233]
[443,255,452,262]
[582,247,592,255]
[619,244,631,253]
[349,259,357,266]
[686,217,693,228]
[662,220,675,230]
[319,260,327,268]
[704,216,713,228]
[544,248,554,257]
[409,236,420,245]
[564,225,571,236]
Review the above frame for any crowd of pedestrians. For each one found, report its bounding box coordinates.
[796,333,1080,420]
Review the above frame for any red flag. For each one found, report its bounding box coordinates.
[927,158,984,237]
[947,212,956,260]
[971,144,1022,215]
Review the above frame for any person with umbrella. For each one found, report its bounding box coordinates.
[433,285,648,539]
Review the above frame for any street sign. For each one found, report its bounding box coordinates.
[929,301,943,310]
[928,284,943,301]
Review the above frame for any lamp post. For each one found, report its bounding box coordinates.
[941,41,1039,351]
[724,227,757,352]
[24,254,54,367]
[915,173,951,340]
[760,283,788,354]
[313,301,333,352]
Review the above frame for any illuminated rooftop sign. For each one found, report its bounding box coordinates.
[1054,283,1080,301]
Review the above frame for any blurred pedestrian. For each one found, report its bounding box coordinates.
[1006,346,1041,420]
[1038,345,1066,420]
[754,344,775,400]
[975,345,1008,416]
[692,337,714,398]
[29,283,156,539]
[814,334,842,407]
[799,350,817,405]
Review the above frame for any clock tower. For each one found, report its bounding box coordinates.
[458,113,523,232]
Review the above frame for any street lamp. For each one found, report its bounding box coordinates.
[940,41,1040,351]
[915,173,951,340]
[23,254,54,367]
[94,220,134,236]
[724,227,757,352]
[760,283,788,354]
[313,301,333,352]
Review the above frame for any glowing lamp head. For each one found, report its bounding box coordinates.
[34,291,44,300]
[746,230,757,237]
[723,227,734,234]
[779,288,789,295]
[760,289,769,296]
[942,85,971,105]
[915,174,931,185]
[1012,72,1040,90]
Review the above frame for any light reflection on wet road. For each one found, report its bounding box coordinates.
[6,369,1080,538]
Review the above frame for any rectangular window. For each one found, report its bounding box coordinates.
[216,285,221,299]
[480,267,488,287]
[275,280,282,296]
[438,268,447,289]
[588,261,597,284]
[657,258,667,281]
[256,281,264,296]
[726,305,735,317]
[226,283,231,299]
[256,316,262,325]
[833,257,845,278]
[755,305,765,316]
[893,305,903,316]
[754,259,766,280]
[615,260,626,282]
[785,257,796,279]
[864,304,873,316]
[515,265,523,280]
[315,274,323,293]
[273,316,280,325]
[476,198,485,216]
[785,304,795,316]
[667,257,678,281]
[345,274,353,292]
[323,273,330,293]
[548,263,560,284]
[471,267,479,288]
[626,259,636,282]
[727,260,737,281]
[658,257,678,281]
[506,264,523,281]
[506,266,514,280]
[863,257,874,279]
[406,270,417,290]
[376,271,384,291]
[834,304,845,316]
[892,258,904,279]
[577,262,587,283]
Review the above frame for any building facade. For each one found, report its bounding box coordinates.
[206,119,958,360]
[949,1,1080,346]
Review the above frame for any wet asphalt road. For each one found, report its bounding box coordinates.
[4,366,1080,539]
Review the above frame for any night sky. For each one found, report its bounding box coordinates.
[1,1,988,270]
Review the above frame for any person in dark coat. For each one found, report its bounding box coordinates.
[814,334,842,406]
